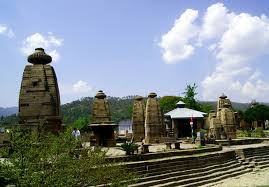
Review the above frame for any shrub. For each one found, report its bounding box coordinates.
[121,142,139,155]
[252,128,265,138]
[0,128,134,186]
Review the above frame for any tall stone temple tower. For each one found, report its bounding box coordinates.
[19,48,62,133]
[208,94,236,139]
[132,96,145,142]
[144,92,164,143]
[89,90,117,147]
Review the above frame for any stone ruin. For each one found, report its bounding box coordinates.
[19,48,62,133]
[132,96,145,142]
[208,94,236,139]
[144,92,164,144]
[89,90,117,147]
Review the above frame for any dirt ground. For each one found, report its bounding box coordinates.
[209,168,269,187]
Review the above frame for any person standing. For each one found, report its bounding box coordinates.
[72,128,81,139]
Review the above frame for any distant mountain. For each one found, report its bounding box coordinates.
[1,98,269,126]
[0,107,18,117]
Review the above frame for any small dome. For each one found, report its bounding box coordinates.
[27,48,52,65]
[176,101,185,108]
[134,96,143,101]
[148,92,157,98]
[95,90,106,99]
[219,93,227,99]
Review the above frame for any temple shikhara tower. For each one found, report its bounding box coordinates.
[208,94,236,139]
[89,90,117,147]
[144,92,164,143]
[19,48,62,132]
[132,96,145,142]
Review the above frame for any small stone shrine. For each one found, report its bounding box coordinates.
[144,92,164,143]
[89,90,117,147]
[132,96,145,142]
[208,94,236,139]
[18,48,62,133]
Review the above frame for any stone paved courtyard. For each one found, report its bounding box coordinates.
[208,167,269,187]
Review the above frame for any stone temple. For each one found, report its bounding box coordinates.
[208,94,236,139]
[89,90,117,147]
[144,92,164,143]
[19,48,62,133]
[132,96,145,142]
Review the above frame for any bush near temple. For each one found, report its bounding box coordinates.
[0,128,134,186]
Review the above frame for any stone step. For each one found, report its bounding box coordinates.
[257,162,269,169]
[255,160,269,166]
[132,158,236,177]
[180,168,252,187]
[150,166,249,187]
[127,154,231,171]
[251,156,269,162]
[129,162,243,187]
[131,160,241,186]
[244,150,269,156]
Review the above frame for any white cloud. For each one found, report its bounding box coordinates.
[60,80,92,95]
[159,9,199,64]
[72,80,92,93]
[21,32,63,62]
[199,3,234,41]
[202,11,269,102]
[0,24,14,38]
[160,3,269,102]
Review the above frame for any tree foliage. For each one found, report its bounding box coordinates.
[183,83,212,113]
[244,104,269,123]
[0,128,133,186]
[183,83,201,110]
[159,96,181,113]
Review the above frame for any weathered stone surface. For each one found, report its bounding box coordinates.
[209,95,236,140]
[144,93,164,143]
[89,90,117,147]
[91,90,111,124]
[208,112,222,140]
[132,96,145,142]
[219,103,236,139]
[19,48,62,133]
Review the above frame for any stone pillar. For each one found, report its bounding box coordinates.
[132,96,145,142]
[19,48,62,133]
[144,92,164,144]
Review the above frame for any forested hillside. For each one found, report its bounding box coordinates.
[1,95,269,128]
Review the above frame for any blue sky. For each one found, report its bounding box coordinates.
[1,0,269,107]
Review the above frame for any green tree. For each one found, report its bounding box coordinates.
[199,103,213,113]
[183,83,201,111]
[0,128,134,186]
[244,104,269,123]
[159,96,181,113]
[73,117,89,130]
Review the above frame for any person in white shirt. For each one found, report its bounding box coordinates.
[72,128,81,139]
